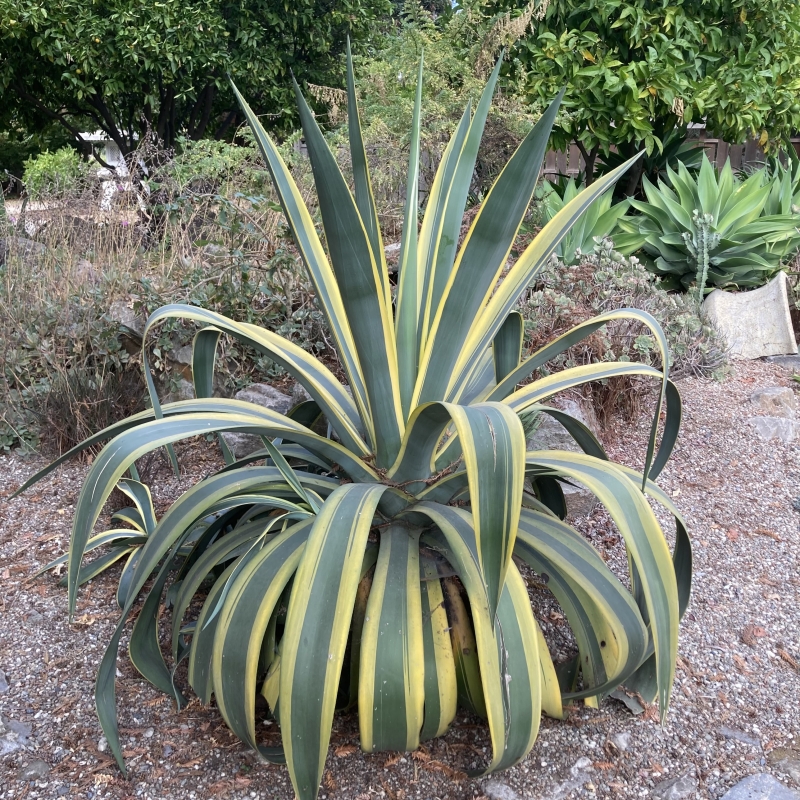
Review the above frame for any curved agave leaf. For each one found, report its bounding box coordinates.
[213,520,311,756]
[279,483,389,800]
[143,305,368,454]
[419,558,457,740]
[390,401,525,616]
[515,509,648,700]
[413,504,542,774]
[229,81,368,422]
[524,451,679,719]
[359,524,424,752]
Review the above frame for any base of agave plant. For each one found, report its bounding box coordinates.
[703,271,798,359]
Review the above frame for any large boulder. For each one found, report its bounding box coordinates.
[703,271,798,360]
[526,395,601,519]
[221,383,292,458]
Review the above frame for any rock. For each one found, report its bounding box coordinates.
[75,258,100,284]
[703,271,798,359]
[143,727,154,738]
[483,779,519,800]
[652,767,698,800]
[719,726,761,747]
[0,716,32,757]
[0,669,8,693]
[17,759,50,780]
[169,344,194,366]
[0,236,47,266]
[235,383,292,414]
[548,757,595,800]
[720,774,800,799]
[764,354,800,370]
[97,736,108,753]
[107,299,145,338]
[163,377,195,403]
[221,383,293,458]
[768,747,800,782]
[750,387,797,418]
[608,732,632,751]
[747,416,799,443]
[291,381,314,406]
[527,396,600,518]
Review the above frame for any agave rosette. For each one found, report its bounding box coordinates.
[615,156,800,290]
[20,48,691,800]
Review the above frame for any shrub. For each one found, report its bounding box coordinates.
[615,155,800,292]
[520,240,728,424]
[21,52,691,800]
[23,146,90,200]
[536,177,631,265]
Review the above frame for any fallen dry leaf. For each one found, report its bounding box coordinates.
[323,771,338,791]
[334,744,358,757]
[733,654,752,674]
[593,761,615,770]
[383,752,402,768]
[778,649,799,670]
[754,528,783,542]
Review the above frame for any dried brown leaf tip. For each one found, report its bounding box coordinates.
[323,771,338,791]
[334,743,358,757]
[383,752,402,768]
[777,648,799,670]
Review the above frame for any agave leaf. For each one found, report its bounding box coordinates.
[359,524,425,752]
[525,451,679,719]
[229,80,369,422]
[192,325,234,464]
[212,521,311,756]
[418,59,505,355]
[492,311,524,385]
[419,558,457,740]
[293,78,403,467]
[416,88,563,406]
[395,54,425,417]
[279,484,389,800]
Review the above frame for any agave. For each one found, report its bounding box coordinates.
[19,49,691,800]
[615,156,800,291]
[537,177,632,264]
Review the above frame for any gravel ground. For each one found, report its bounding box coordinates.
[1,359,799,800]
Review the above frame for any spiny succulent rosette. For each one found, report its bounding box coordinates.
[21,47,691,800]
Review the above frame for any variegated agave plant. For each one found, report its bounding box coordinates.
[20,49,691,800]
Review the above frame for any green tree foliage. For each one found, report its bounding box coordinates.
[506,0,800,189]
[0,0,390,155]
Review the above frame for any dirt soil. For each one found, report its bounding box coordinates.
[0,360,799,800]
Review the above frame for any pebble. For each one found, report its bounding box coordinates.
[98,735,108,752]
[768,747,800,782]
[17,759,50,780]
[608,731,632,751]
[0,669,8,693]
[483,779,519,800]
[718,726,761,747]
[143,727,155,738]
[652,767,698,800]
[720,773,800,799]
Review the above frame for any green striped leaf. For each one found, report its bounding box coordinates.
[358,524,424,752]
[419,558,457,740]
[293,79,403,467]
[279,484,388,799]
[230,80,369,423]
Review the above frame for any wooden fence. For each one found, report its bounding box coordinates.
[542,131,800,180]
